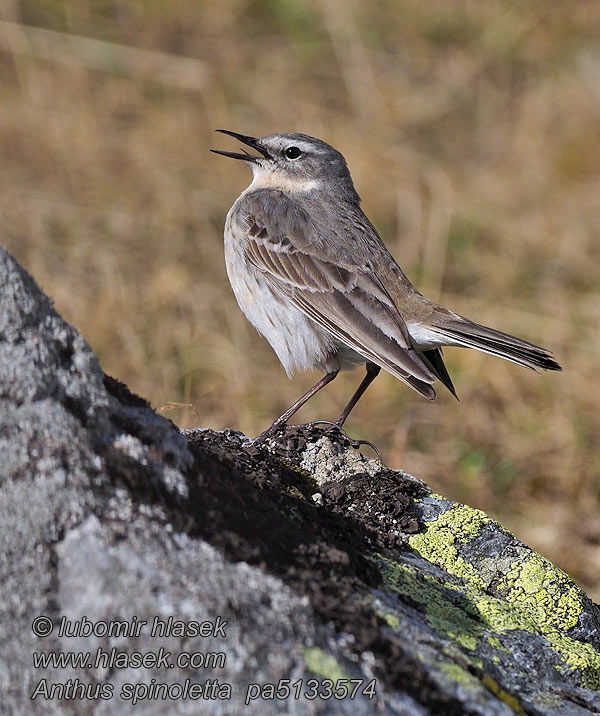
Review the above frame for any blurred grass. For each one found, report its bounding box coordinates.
[1,0,599,598]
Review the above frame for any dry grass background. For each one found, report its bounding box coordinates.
[1,0,599,598]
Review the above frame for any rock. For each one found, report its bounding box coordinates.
[1,245,599,716]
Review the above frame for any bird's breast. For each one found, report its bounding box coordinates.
[223,208,337,376]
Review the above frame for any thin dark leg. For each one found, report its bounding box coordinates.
[271,370,339,429]
[335,363,381,427]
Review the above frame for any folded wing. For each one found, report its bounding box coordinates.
[238,189,437,399]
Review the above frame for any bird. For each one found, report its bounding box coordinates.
[212,130,561,431]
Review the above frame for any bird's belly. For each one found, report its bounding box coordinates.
[224,242,338,375]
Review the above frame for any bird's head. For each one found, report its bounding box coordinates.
[212,130,354,193]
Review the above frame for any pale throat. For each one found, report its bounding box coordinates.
[244,164,321,194]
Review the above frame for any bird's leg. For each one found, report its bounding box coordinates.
[335,363,381,427]
[261,370,339,436]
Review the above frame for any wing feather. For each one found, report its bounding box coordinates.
[238,190,436,397]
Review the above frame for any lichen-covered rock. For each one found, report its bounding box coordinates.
[259,431,600,714]
[1,245,599,716]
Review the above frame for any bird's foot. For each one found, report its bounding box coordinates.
[252,419,288,445]
[252,420,382,462]
[305,420,382,461]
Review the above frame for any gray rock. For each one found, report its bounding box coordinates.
[1,246,599,715]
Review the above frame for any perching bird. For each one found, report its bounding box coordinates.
[212,131,561,429]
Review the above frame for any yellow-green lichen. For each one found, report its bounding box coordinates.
[412,642,482,691]
[301,647,348,681]
[481,675,527,715]
[382,613,400,628]
[437,661,482,689]
[474,595,530,633]
[496,554,584,632]
[408,504,491,589]
[378,557,484,652]
[486,636,509,654]
[285,485,304,499]
[533,691,564,709]
[279,458,319,498]
[375,543,600,691]
[280,458,314,478]
[370,573,529,707]
[547,634,600,689]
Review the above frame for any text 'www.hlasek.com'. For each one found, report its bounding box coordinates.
[30,615,377,706]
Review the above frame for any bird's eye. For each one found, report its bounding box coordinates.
[284,146,302,160]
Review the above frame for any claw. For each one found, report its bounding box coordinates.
[305,420,383,461]
[252,420,383,463]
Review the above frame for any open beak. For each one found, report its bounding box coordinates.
[211,129,271,162]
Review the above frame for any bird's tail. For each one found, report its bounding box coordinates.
[429,314,562,372]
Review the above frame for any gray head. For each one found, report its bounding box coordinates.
[212,130,357,195]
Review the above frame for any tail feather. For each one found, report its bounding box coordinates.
[431,317,562,372]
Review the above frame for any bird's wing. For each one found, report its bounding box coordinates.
[237,190,436,398]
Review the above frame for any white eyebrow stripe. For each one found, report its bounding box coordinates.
[284,140,322,154]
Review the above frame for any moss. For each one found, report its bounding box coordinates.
[301,647,348,681]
